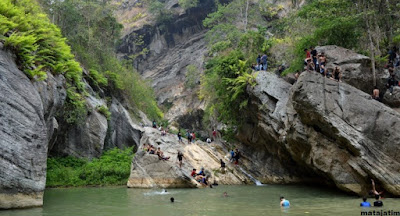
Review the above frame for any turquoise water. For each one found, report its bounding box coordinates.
[1,185,399,216]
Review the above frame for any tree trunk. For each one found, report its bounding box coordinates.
[364,0,377,87]
[244,0,249,32]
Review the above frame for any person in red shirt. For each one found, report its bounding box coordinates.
[212,129,217,140]
[304,48,311,59]
[190,169,197,177]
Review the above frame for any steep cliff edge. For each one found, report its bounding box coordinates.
[0,43,143,208]
[0,49,64,208]
[242,70,400,196]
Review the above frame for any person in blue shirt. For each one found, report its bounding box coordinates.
[280,196,290,207]
[360,197,371,207]
[230,150,235,162]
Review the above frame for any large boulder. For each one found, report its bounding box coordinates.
[244,71,400,195]
[0,50,54,209]
[127,127,246,188]
[316,45,386,94]
[382,86,400,108]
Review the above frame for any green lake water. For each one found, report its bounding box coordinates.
[1,185,399,216]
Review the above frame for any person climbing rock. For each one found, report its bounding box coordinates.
[220,159,226,173]
[360,197,371,207]
[177,151,184,168]
[280,196,290,207]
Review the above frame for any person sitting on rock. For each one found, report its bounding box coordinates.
[152,120,157,128]
[305,58,315,72]
[206,138,212,143]
[156,147,170,160]
[149,145,155,154]
[191,168,197,177]
[332,66,342,82]
[142,143,149,152]
[372,86,380,101]
[386,74,397,95]
[360,197,371,207]
[197,167,205,176]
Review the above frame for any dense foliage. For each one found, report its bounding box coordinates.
[200,1,270,135]
[46,148,134,187]
[0,0,87,124]
[38,0,163,121]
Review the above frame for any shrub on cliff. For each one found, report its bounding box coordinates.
[46,147,134,187]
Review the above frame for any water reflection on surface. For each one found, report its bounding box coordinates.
[0,185,399,216]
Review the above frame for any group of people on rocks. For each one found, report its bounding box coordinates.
[251,53,268,71]
[296,47,342,82]
[360,179,384,207]
[142,143,170,161]
[229,149,241,165]
[190,167,210,186]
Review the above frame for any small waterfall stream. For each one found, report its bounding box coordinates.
[239,167,263,186]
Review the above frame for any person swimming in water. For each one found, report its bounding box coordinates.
[170,197,174,203]
[360,197,371,207]
[280,196,290,207]
[223,192,228,197]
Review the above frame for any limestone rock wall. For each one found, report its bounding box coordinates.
[0,50,61,209]
[244,69,400,196]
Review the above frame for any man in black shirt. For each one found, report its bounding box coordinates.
[373,194,383,207]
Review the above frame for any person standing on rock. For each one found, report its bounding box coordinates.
[212,129,217,141]
[191,132,196,143]
[178,131,183,143]
[177,151,184,168]
[152,120,157,128]
[187,131,192,144]
[386,74,397,95]
[234,149,241,165]
[230,149,235,162]
[310,46,317,66]
[319,52,327,77]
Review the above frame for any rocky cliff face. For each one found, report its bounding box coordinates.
[0,49,64,209]
[117,0,214,129]
[241,68,400,196]
[0,44,144,208]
